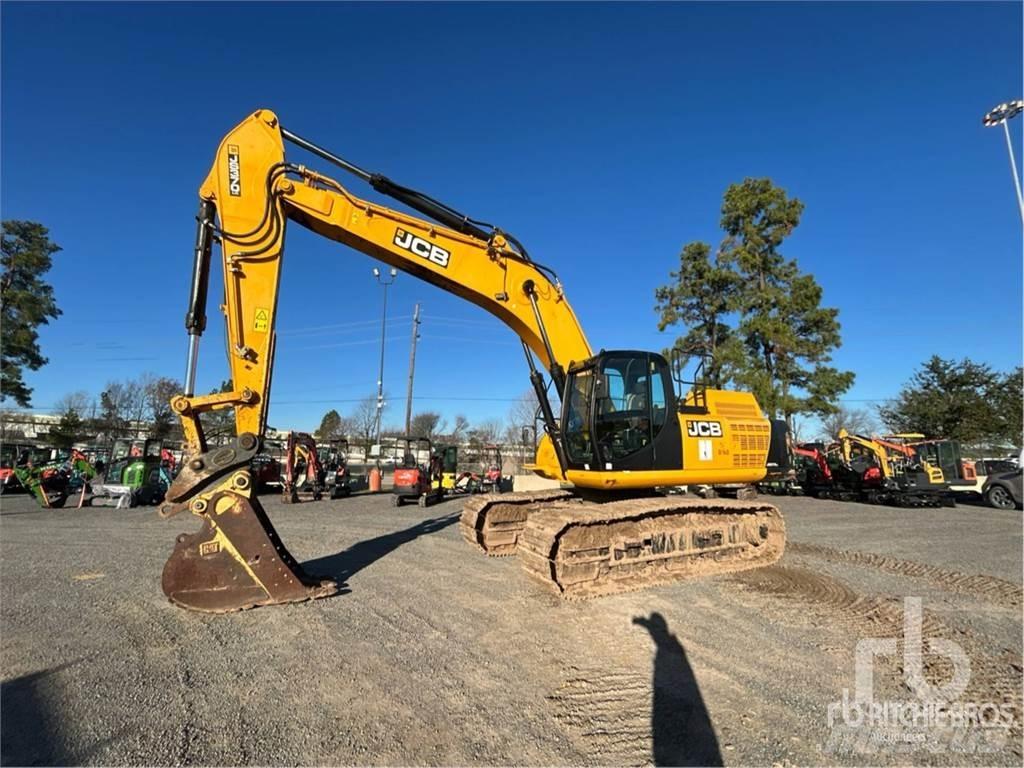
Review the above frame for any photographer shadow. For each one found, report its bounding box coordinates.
[633,612,723,767]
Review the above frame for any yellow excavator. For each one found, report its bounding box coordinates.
[160,109,788,612]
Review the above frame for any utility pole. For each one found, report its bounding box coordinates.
[372,267,398,451]
[404,303,421,435]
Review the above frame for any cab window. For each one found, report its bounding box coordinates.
[650,359,667,429]
[594,355,657,462]
[564,369,595,464]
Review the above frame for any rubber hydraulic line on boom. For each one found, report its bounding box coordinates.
[160,109,787,613]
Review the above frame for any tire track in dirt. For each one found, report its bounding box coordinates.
[732,564,947,636]
[788,541,1023,607]
[732,564,1023,746]
[546,667,653,766]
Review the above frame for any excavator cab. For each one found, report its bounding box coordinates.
[562,351,679,472]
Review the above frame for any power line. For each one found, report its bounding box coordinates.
[417,334,519,346]
[271,395,525,405]
[277,315,412,335]
[419,314,496,326]
[283,338,395,352]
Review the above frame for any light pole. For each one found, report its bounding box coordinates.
[372,267,398,455]
[983,99,1024,223]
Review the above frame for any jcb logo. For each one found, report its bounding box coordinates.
[394,228,450,268]
[687,420,723,438]
[227,145,241,196]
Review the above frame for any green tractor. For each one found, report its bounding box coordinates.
[91,439,174,508]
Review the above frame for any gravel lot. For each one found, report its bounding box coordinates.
[1,490,1021,766]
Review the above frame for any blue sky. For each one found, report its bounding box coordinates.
[2,2,1021,436]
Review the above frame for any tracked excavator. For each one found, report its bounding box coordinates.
[281,431,326,503]
[160,109,788,612]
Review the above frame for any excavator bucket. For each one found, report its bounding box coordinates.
[162,491,337,613]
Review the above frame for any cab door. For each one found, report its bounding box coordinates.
[561,351,682,472]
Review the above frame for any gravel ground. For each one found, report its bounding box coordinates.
[1,489,1020,766]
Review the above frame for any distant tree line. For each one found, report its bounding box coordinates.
[311,389,542,471]
[0,373,184,450]
[879,356,1021,448]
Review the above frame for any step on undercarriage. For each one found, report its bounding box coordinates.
[461,491,786,599]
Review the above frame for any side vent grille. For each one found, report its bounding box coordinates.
[731,422,770,468]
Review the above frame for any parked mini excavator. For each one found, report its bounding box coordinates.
[281,431,326,503]
[159,109,788,612]
[391,436,445,507]
[320,438,353,499]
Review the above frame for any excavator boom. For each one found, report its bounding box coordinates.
[161,110,786,612]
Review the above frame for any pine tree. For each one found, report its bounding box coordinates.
[655,242,741,388]
[316,410,344,441]
[719,179,852,420]
[655,178,853,421]
[880,357,1021,444]
[1,221,62,406]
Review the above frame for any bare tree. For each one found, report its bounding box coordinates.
[507,389,540,434]
[122,378,147,436]
[502,389,541,472]
[46,390,93,448]
[53,390,90,416]
[469,419,502,445]
[409,411,442,439]
[819,405,877,441]
[449,414,470,443]
[349,395,379,455]
[145,376,183,442]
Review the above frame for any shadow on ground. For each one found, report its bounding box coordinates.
[0,658,123,766]
[634,612,723,767]
[302,512,460,584]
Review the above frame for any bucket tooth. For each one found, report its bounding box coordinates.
[161,492,338,613]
